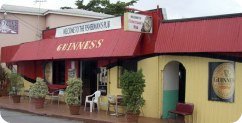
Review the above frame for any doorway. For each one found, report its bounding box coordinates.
[52,61,65,85]
[79,60,97,105]
[162,61,186,118]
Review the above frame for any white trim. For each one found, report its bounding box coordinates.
[43,11,111,19]
[1,4,112,18]
[0,10,109,18]
[0,10,44,16]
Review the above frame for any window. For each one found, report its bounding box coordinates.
[117,59,137,88]
[52,61,65,85]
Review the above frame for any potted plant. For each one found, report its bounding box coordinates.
[8,72,24,103]
[120,69,146,122]
[0,65,8,96]
[65,78,83,115]
[29,77,48,108]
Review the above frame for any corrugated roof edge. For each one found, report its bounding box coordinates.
[0,10,45,16]
[1,4,47,14]
[0,4,112,18]
[163,13,242,23]
[44,10,113,18]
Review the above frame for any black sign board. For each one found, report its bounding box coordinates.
[208,62,235,102]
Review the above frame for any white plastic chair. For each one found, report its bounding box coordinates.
[84,90,101,112]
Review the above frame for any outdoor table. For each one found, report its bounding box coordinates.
[109,95,125,116]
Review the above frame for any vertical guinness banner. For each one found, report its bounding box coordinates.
[208,62,235,102]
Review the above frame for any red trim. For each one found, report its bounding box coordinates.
[42,28,56,39]
[48,84,66,92]
[65,60,70,83]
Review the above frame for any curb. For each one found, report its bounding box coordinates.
[0,106,111,123]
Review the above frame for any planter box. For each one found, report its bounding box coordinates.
[33,98,45,109]
[69,105,80,115]
[12,95,21,103]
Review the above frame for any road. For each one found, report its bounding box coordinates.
[0,109,83,123]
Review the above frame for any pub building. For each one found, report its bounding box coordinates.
[2,8,242,123]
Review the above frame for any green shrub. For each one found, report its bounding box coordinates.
[0,65,7,85]
[120,69,145,114]
[29,77,48,98]
[65,78,83,105]
[8,73,24,95]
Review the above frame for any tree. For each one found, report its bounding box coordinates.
[60,6,73,9]
[61,0,138,16]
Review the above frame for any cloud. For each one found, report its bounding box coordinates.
[160,0,242,19]
[1,0,242,19]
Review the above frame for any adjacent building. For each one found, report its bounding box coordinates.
[0,4,112,59]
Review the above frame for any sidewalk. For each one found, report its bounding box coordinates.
[0,96,170,123]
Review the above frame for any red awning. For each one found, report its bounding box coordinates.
[10,29,141,62]
[1,45,20,62]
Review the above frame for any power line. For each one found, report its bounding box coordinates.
[34,0,47,39]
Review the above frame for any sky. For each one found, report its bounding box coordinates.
[0,0,242,19]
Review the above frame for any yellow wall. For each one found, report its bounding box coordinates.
[23,79,33,90]
[103,55,242,122]
[140,55,242,123]
[108,66,122,95]
[138,57,160,118]
[105,62,161,115]
[99,66,122,111]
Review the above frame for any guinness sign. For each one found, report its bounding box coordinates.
[56,39,104,52]
[208,62,235,102]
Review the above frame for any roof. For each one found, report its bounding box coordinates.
[155,13,242,53]
[163,12,242,23]
[6,29,141,62]
[0,4,48,16]
[44,9,113,18]
[0,4,112,18]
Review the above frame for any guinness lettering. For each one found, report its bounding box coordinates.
[213,77,234,83]
[56,39,104,51]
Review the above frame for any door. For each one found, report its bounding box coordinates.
[79,60,97,105]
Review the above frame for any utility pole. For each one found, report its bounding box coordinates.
[33,0,47,39]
